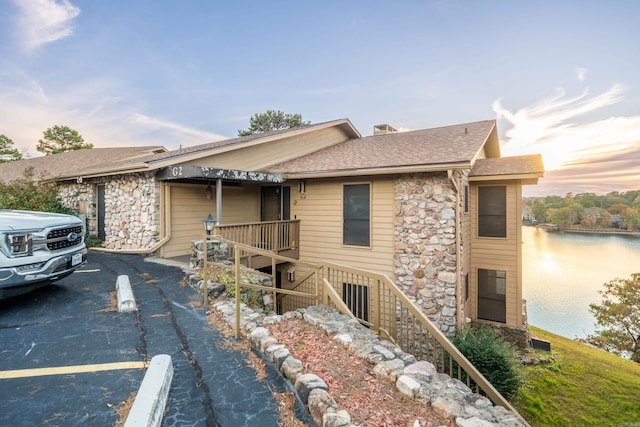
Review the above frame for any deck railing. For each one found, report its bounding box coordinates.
[204,238,522,418]
[213,220,300,253]
[318,261,520,414]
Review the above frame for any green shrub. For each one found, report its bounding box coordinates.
[84,234,103,248]
[451,326,523,399]
[0,169,72,214]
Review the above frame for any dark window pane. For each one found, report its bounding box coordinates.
[342,283,369,322]
[464,185,469,213]
[478,186,506,237]
[477,268,506,323]
[343,184,370,246]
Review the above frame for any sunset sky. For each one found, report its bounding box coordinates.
[1,1,638,197]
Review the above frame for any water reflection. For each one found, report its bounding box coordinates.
[522,226,640,339]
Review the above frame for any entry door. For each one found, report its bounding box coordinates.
[261,186,290,221]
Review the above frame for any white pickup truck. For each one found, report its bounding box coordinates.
[0,210,87,297]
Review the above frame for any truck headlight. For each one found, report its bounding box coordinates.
[1,233,33,256]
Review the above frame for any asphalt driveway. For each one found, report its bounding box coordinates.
[0,251,306,426]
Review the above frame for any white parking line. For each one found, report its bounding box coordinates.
[0,361,148,379]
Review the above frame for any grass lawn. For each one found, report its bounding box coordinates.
[513,326,640,426]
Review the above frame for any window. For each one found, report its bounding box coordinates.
[342,283,369,322]
[464,185,469,213]
[478,186,506,238]
[465,273,469,302]
[477,269,506,323]
[343,184,370,246]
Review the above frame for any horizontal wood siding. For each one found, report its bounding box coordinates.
[291,177,395,277]
[161,183,260,258]
[192,127,350,171]
[469,181,522,327]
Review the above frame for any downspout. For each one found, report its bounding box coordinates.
[91,181,172,255]
[447,170,463,330]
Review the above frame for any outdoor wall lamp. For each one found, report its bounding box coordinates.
[298,180,306,194]
[203,214,215,235]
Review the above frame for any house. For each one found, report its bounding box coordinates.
[0,118,543,343]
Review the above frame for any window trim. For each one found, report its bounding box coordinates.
[342,182,372,248]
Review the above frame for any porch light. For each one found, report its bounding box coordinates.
[203,214,215,235]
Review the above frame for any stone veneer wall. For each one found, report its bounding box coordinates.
[394,172,459,335]
[58,172,161,250]
[58,181,97,228]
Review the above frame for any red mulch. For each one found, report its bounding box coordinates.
[268,319,453,427]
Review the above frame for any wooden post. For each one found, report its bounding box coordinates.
[235,245,241,339]
[202,235,208,307]
[372,278,380,334]
[271,257,276,314]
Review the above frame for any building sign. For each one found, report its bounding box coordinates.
[157,165,282,183]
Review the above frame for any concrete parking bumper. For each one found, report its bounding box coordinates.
[116,275,137,312]
[124,354,174,427]
[117,274,173,427]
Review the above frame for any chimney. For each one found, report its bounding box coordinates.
[373,124,398,135]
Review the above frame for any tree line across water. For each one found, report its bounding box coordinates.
[524,190,640,231]
[524,190,640,363]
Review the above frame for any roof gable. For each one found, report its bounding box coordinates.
[142,119,360,168]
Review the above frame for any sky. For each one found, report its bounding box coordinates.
[0,1,638,197]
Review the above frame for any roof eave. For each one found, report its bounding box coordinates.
[469,172,544,183]
[53,163,151,181]
[283,162,471,179]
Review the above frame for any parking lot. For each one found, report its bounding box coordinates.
[0,252,300,426]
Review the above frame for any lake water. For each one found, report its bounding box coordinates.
[521,226,640,339]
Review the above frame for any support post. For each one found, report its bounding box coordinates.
[235,245,241,339]
[372,278,381,334]
[216,178,222,225]
[202,235,208,307]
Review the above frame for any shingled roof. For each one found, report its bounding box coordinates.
[0,119,359,182]
[0,146,166,183]
[470,154,545,180]
[266,120,499,177]
[141,118,359,167]
[0,118,542,185]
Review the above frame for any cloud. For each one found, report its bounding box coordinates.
[12,0,81,50]
[576,67,588,82]
[494,84,628,169]
[494,84,640,196]
[132,114,228,145]
[0,66,228,156]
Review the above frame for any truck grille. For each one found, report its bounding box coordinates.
[47,226,84,250]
